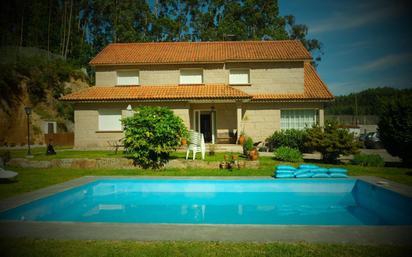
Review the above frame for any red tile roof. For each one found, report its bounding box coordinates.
[90,40,312,65]
[251,63,334,101]
[61,63,333,102]
[60,84,250,101]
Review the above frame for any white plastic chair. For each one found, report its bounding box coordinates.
[186,130,205,160]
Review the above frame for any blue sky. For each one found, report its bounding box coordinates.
[279,0,412,95]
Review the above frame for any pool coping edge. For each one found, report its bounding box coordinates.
[0,175,411,244]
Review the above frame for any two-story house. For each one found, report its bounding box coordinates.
[61,40,334,148]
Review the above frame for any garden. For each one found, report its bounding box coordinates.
[1,105,412,257]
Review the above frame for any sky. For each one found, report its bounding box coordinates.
[279,0,412,95]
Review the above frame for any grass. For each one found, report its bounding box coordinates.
[3,147,244,162]
[0,238,410,257]
[3,146,123,160]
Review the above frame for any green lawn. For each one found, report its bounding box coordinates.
[4,146,246,161]
[0,238,410,257]
[3,146,124,160]
[1,149,412,257]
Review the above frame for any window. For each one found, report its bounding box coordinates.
[281,109,317,130]
[117,70,139,85]
[180,69,203,84]
[229,69,249,85]
[98,110,122,131]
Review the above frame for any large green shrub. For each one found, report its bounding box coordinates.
[122,106,188,169]
[305,120,360,163]
[351,154,385,167]
[266,129,308,152]
[378,96,412,165]
[273,146,303,162]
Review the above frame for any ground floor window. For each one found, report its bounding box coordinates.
[280,109,318,130]
[98,110,122,131]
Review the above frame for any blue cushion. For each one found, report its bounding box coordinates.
[275,173,294,178]
[299,164,319,169]
[311,168,329,173]
[312,173,330,178]
[328,168,348,173]
[294,169,311,176]
[276,165,296,171]
[330,173,348,178]
[296,172,314,178]
[276,169,295,174]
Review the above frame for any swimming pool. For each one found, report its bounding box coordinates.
[1,178,411,225]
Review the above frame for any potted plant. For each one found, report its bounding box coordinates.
[238,131,246,145]
[248,147,259,161]
[181,138,187,146]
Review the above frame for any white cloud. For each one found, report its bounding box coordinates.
[345,52,412,73]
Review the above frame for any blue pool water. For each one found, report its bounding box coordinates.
[1,179,411,225]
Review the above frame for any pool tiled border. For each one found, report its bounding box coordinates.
[0,176,411,244]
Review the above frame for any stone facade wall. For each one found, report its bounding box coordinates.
[227,62,304,94]
[73,101,324,148]
[242,102,325,142]
[74,102,190,149]
[94,62,304,94]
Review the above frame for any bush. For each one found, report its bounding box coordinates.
[351,154,385,167]
[266,129,308,152]
[378,96,412,165]
[305,120,360,163]
[122,106,187,169]
[273,146,303,162]
[243,137,254,155]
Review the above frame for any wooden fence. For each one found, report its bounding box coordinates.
[44,133,74,146]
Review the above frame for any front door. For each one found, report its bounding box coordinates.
[194,110,215,143]
[200,114,212,142]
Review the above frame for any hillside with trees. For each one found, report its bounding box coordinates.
[325,87,412,116]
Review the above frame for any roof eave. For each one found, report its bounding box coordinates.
[89,58,311,67]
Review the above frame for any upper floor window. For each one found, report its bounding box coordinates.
[180,69,203,84]
[229,69,250,85]
[280,109,318,130]
[98,110,122,131]
[117,70,139,86]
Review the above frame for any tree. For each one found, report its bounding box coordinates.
[305,120,360,163]
[378,96,412,165]
[284,15,323,64]
[325,87,412,115]
[0,0,323,68]
[122,106,188,169]
[192,0,288,41]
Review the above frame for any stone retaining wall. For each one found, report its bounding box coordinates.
[8,158,259,170]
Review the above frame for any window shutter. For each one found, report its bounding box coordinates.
[117,70,139,85]
[98,110,122,131]
[180,69,203,84]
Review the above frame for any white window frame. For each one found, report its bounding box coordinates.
[280,109,318,130]
[229,69,250,85]
[98,109,122,131]
[179,69,203,84]
[116,70,139,86]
